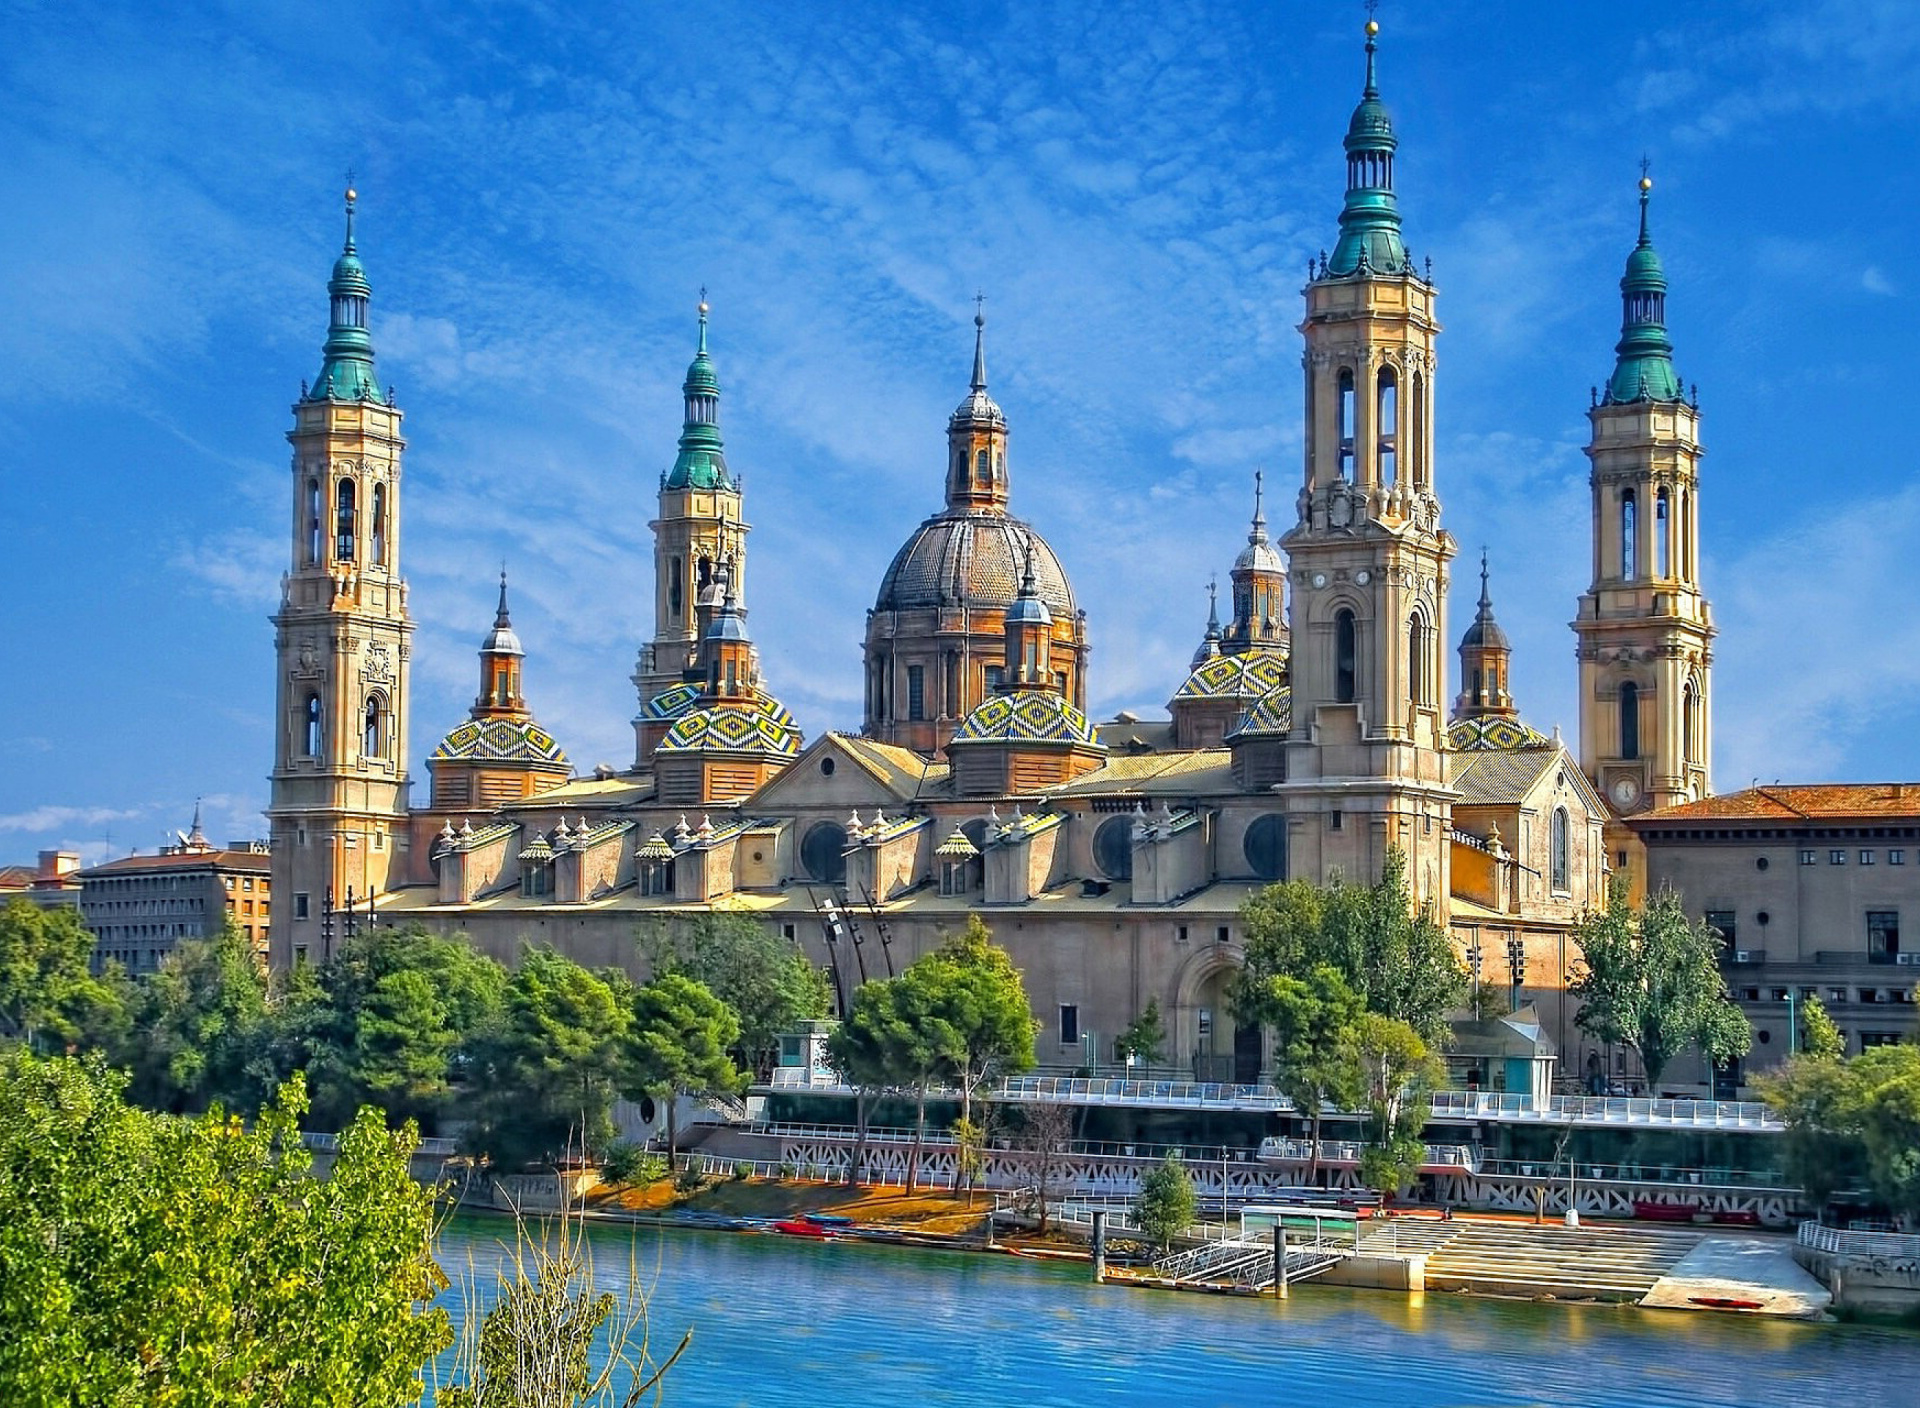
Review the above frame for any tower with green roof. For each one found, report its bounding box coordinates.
[1274,18,1456,912]
[1573,175,1714,823]
[268,182,415,968]
[633,295,756,769]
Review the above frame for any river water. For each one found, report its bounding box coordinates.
[433,1216,1920,1407]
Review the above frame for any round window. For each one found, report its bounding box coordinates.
[1755,856,1769,871]
[1093,815,1134,882]
[1243,813,1289,881]
[821,757,836,776]
[800,821,848,884]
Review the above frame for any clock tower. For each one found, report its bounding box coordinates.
[1573,174,1713,839]
[1276,19,1455,909]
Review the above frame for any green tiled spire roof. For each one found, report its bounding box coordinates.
[1605,176,1683,405]
[665,293,733,491]
[1327,20,1410,278]
[308,181,382,403]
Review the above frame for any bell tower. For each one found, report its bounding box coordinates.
[1573,173,1713,821]
[633,295,752,766]
[1276,20,1455,908]
[268,183,414,967]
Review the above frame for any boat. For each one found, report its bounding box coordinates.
[801,1212,855,1227]
[773,1218,835,1238]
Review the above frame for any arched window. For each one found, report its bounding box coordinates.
[1093,816,1135,882]
[800,822,848,884]
[944,650,960,717]
[370,483,387,567]
[975,448,991,485]
[1680,489,1693,580]
[669,557,683,618]
[1243,813,1288,881]
[303,695,322,757]
[362,696,383,759]
[1407,609,1425,707]
[1550,808,1570,893]
[335,478,357,561]
[1376,368,1398,488]
[306,478,322,565]
[1656,488,1670,578]
[1471,667,1484,706]
[1620,490,1636,579]
[1683,679,1697,764]
[1336,370,1356,481]
[1411,372,1427,487]
[1620,680,1640,760]
[1335,609,1357,703]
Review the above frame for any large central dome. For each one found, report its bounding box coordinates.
[875,509,1077,617]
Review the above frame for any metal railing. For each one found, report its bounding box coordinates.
[1428,1091,1782,1129]
[301,1131,459,1156]
[1473,1156,1791,1190]
[1003,1074,1294,1109]
[1798,1221,1920,1260]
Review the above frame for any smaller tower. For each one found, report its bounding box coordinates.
[1190,580,1224,669]
[946,301,1010,512]
[699,571,758,703]
[1453,553,1516,721]
[1224,471,1287,653]
[1001,543,1055,691]
[475,570,527,719]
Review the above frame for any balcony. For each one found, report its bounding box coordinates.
[1816,950,1912,967]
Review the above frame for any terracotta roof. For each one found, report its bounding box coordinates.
[1637,784,1920,825]
[0,865,36,889]
[80,850,271,877]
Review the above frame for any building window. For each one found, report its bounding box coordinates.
[1550,808,1571,894]
[522,862,552,899]
[1620,489,1636,578]
[295,892,310,920]
[303,695,323,757]
[1329,811,1344,832]
[1216,926,1230,945]
[370,483,387,567]
[782,923,797,941]
[1059,1004,1079,1047]
[1619,681,1640,760]
[1867,911,1899,961]
[335,478,357,561]
[1655,487,1670,578]
[306,477,323,565]
[1335,610,1356,703]
[1705,910,1736,954]
[1860,850,1876,866]
[984,664,1005,695]
[1376,367,1398,487]
[363,696,384,759]
[1243,813,1288,881]
[906,665,925,722]
[1801,849,1817,865]
[1336,368,1356,481]
[669,557,683,618]
[1831,850,1847,865]
[1092,816,1135,882]
[1893,850,1906,866]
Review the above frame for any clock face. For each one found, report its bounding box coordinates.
[1611,776,1641,809]
[1311,572,1328,589]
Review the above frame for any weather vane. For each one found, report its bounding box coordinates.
[974,290,986,321]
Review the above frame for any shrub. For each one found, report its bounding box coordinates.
[600,1141,665,1186]
[778,1161,798,1180]
[673,1164,706,1194]
[731,1161,753,1181]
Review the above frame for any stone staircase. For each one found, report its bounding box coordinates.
[1359,1218,1703,1301]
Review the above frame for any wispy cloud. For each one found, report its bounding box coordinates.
[0,805,140,834]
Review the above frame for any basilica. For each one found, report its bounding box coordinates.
[266,23,1719,1083]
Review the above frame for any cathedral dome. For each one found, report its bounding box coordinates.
[874,511,1077,617]
[1234,537,1283,574]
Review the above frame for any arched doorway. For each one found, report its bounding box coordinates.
[1177,952,1262,1085]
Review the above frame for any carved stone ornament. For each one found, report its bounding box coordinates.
[364,642,392,681]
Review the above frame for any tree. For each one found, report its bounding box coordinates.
[1569,879,1752,1089]
[299,924,508,1132]
[1758,1053,1866,1213]
[637,912,831,1080]
[823,993,897,1187]
[919,916,1038,1128]
[1352,1013,1445,1202]
[0,898,123,1052]
[1798,995,1846,1060]
[0,1051,450,1406]
[1015,1101,1075,1234]
[467,947,633,1170]
[123,921,274,1114]
[1115,998,1167,1073]
[1849,1045,1920,1225]
[1135,1154,1196,1254]
[1237,848,1465,1046]
[1235,964,1364,1185]
[626,973,747,1162]
[952,1116,987,1205]
[835,970,959,1193]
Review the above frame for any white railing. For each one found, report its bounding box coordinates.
[1428,1091,1783,1130]
[1256,1135,1478,1171]
[301,1131,459,1156]
[1798,1221,1920,1260]
[1003,1075,1294,1109]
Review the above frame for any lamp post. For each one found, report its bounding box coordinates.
[1787,986,1797,1055]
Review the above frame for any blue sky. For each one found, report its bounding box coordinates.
[4,0,1917,862]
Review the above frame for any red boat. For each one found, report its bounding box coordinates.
[772,1219,834,1239]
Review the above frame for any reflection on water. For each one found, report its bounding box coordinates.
[433,1216,1920,1408]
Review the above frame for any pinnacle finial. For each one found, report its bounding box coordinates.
[1364,3,1381,97]
[1206,576,1220,628]
[1478,548,1491,610]
[971,291,988,392]
[496,565,512,626]
[1637,158,1653,245]
[697,286,709,355]
[344,171,358,252]
[1251,468,1267,539]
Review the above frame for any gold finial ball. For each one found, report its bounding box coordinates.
[1366,18,1379,35]
[1639,176,1653,192]
[345,186,358,203]
[698,301,709,315]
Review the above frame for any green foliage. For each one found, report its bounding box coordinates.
[626,972,746,1159]
[599,1142,666,1187]
[0,1050,449,1406]
[1237,964,1365,1179]
[732,1160,752,1181]
[1799,995,1846,1060]
[1569,879,1752,1088]
[467,947,634,1170]
[917,916,1038,1122]
[952,1116,986,1201]
[1115,997,1167,1069]
[1237,848,1464,1046]
[1351,1013,1445,1200]
[1850,1045,1920,1223]
[636,912,831,1078]
[121,921,276,1114]
[1135,1154,1196,1253]
[0,899,126,1053]
[1758,1054,1867,1211]
[299,924,508,1131]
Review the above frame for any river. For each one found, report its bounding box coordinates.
[432,1215,1920,1407]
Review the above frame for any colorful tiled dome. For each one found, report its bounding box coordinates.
[950,690,1101,747]
[1447,715,1551,752]
[1171,648,1289,703]
[432,718,568,766]
[1224,685,1292,742]
[642,682,702,722]
[655,694,801,757]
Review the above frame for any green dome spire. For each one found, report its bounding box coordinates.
[665,291,732,491]
[1605,173,1683,405]
[1326,19,1410,278]
[308,179,382,403]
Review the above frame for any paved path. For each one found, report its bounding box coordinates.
[1639,1236,1831,1318]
